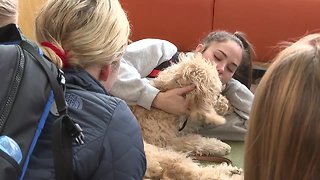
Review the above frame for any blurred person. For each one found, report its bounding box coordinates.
[244,33,320,180]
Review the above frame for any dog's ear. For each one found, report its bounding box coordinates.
[183,64,208,86]
[154,72,185,91]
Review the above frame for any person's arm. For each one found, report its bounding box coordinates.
[223,78,253,126]
[110,39,177,109]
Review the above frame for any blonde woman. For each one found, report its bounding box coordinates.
[244,33,320,179]
[24,0,146,179]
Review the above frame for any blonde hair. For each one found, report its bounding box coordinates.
[0,0,18,26]
[244,33,320,180]
[36,0,130,68]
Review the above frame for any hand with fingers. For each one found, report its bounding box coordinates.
[152,84,195,115]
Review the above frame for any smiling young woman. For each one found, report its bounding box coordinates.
[110,31,255,141]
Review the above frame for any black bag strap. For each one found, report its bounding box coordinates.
[20,41,66,115]
[147,52,180,78]
[20,41,84,180]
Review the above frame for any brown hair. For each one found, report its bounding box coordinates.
[244,33,320,180]
[201,30,255,88]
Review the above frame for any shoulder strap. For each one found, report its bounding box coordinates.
[20,41,66,115]
[147,52,181,78]
[20,41,84,180]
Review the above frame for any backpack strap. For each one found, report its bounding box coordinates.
[20,42,67,115]
[20,41,84,180]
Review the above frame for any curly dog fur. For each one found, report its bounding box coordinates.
[131,53,242,179]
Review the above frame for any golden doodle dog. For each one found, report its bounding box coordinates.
[131,53,242,179]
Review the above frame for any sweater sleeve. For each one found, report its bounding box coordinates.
[110,38,178,109]
[223,78,254,122]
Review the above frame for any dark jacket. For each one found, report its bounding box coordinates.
[25,68,146,180]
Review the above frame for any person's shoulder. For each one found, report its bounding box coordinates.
[129,38,175,47]
[112,99,139,125]
[126,38,177,54]
[66,89,138,138]
[225,78,245,90]
[66,88,122,114]
[91,92,136,125]
[94,92,126,114]
[224,78,253,96]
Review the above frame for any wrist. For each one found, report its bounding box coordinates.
[152,92,163,110]
[137,84,160,110]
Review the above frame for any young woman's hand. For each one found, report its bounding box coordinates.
[152,84,195,115]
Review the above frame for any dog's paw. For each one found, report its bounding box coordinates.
[223,165,244,180]
[193,140,231,156]
[214,94,231,116]
[215,142,232,156]
[198,163,243,180]
[145,161,163,178]
[230,167,242,175]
